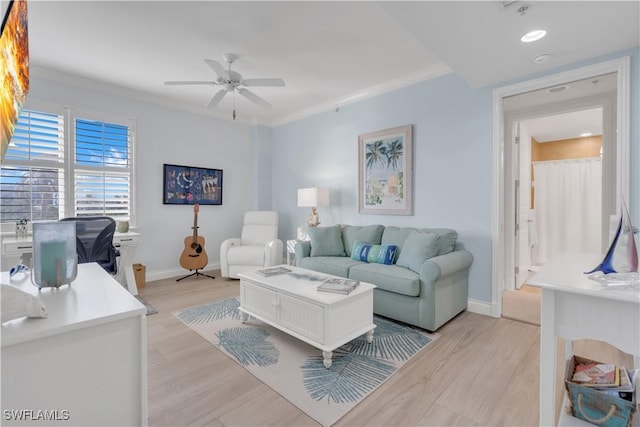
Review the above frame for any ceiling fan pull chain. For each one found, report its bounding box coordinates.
[233,91,237,120]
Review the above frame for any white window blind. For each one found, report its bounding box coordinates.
[0,109,65,222]
[72,118,131,218]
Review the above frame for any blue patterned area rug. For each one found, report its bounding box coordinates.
[174,298,437,427]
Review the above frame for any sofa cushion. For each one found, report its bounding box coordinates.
[395,232,439,273]
[349,264,421,297]
[426,228,458,256]
[299,256,362,278]
[309,225,345,257]
[341,224,384,257]
[380,226,414,263]
[382,226,458,257]
[351,241,397,265]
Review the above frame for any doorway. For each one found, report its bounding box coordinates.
[491,57,630,318]
[510,102,610,290]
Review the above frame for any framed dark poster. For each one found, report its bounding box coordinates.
[163,163,223,205]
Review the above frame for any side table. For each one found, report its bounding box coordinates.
[526,252,640,426]
[286,239,307,265]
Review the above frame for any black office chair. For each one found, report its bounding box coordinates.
[60,216,119,275]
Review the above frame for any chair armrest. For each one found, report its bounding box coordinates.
[419,250,474,283]
[294,241,311,265]
[221,238,242,252]
[220,238,242,277]
[264,239,284,267]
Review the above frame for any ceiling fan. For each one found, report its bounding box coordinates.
[164,53,285,119]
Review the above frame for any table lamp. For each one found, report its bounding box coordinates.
[297,187,330,238]
[32,221,77,288]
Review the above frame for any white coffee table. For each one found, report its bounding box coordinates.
[238,265,376,368]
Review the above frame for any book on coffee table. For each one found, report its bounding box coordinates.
[317,277,360,295]
[256,266,292,277]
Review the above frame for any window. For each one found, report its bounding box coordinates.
[0,101,135,226]
[72,116,131,218]
[0,107,66,222]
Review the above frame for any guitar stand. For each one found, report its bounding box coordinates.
[176,269,215,282]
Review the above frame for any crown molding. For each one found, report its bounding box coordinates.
[29,66,260,125]
[30,62,452,129]
[270,62,452,127]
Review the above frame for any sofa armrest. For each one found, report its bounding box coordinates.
[294,240,311,265]
[419,249,473,283]
[265,239,284,267]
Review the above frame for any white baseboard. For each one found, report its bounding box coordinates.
[467,298,499,318]
[146,263,220,282]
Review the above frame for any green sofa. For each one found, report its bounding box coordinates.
[295,224,473,332]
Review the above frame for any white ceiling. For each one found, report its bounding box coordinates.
[25,1,640,126]
[521,108,603,143]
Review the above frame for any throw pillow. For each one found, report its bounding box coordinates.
[396,232,440,273]
[341,225,384,257]
[351,241,397,265]
[309,225,345,257]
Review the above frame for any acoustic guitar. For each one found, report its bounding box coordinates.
[179,204,208,271]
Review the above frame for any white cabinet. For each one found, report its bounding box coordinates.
[242,282,324,343]
[278,293,324,343]
[1,263,147,426]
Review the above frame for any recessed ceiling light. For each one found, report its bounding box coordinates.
[521,30,547,43]
[580,132,592,137]
[534,54,551,64]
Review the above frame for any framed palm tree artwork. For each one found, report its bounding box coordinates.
[358,125,413,215]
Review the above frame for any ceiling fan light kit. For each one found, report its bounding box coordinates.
[164,53,285,120]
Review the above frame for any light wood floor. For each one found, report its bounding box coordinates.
[141,270,632,426]
[502,285,541,326]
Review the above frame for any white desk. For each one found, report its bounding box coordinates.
[1,263,148,426]
[526,252,640,426]
[1,231,141,295]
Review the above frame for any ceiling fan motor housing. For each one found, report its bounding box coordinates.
[220,71,243,89]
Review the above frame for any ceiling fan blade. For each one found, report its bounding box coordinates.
[164,81,217,86]
[237,88,272,108]
[204,59,229,80]
[241,78,285,87]
[206,89,227,109]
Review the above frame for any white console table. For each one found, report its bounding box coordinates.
[1,262,148,426]
[526,252,640,426]
[1,231,141,295]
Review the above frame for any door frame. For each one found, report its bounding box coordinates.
[490,57,630,317]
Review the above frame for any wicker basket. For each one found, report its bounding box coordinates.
[565,356,636,427]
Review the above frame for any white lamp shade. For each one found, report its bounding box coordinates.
[297,187,329,207]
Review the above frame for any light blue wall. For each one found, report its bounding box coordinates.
[252,125,273,210]
[268,47,639,304]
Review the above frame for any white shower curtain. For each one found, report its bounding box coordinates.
[532,157,602,265]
